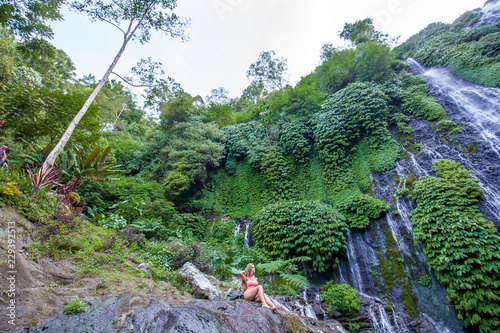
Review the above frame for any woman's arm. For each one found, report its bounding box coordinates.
[239,271,247,282]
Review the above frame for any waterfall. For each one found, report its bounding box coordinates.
[345,232,364,293]
[406,58,500,227]
[301,303,318,320]
[365,295,395,333]
[233,222,241,239]
[315,294,328,319]
[271,295,317,320]
[407,58,500,157]
[338,264,347,284]
[479,0,500,26]
[339,142,461,331]
[243,224,251,248]
[421,313,452,333]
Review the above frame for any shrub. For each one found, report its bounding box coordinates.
[178,213,205,241]
[259,146,294,201]
[337,194,389,228]
[320,281,360,313]
[436,119,462,134]
[402,87,447,121]
[63,299,87,315]
[253,200,348,272]
[98,213,127,230]
[110,194,149,223]
[205,217,234,244]
[418,275,432,288]
[142,199,177,221]
[395,187,410,198]
[118,226,144,247]
[130,218,164,240]
[0,181,21,197]
[167,242,213,274]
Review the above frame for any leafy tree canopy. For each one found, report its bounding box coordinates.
[0,0,64,39]
[339,18,392,46]
[17,38,75,89]
[246,50,288,92]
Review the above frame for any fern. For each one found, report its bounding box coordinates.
[279,273,310,289]
[257,260,286,274]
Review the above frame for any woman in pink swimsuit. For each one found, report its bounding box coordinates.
[239,263,276,310]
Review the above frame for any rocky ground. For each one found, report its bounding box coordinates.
[0,206,345,333]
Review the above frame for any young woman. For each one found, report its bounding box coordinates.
[239,263,276,310]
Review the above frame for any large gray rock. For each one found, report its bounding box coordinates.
[178,262,222,300]
[23,297,345,333]
[224,288,243,301]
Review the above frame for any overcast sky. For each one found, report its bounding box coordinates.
[50,0,487,101]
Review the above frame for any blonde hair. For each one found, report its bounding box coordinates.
[241,263,255,291]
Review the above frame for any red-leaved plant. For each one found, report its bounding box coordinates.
[57,179,77,208]
[26,164,60,198]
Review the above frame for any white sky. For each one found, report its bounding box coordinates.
[50,0,487,101]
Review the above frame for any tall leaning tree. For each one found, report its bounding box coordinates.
[42,0,189,170]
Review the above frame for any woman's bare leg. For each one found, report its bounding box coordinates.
[263,293,276,310]
[244,285,269,308]
[255,293,275,309]
[243,286,259,301]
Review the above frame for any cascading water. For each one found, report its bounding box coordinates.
[229,58,500,332]
[335,58,500,332]
[406,58,500,228]
[233,223,241,239]
[243,224,251,247]
[345,232,364,292]
[478,0,500,26]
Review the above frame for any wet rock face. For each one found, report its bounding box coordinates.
[178,262,222,300]
[479,0,500,26]
[23,297,345,333]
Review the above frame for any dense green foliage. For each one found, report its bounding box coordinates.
[320,281,360,313]
[315,42,397,94]
[278,120,311,163]
[0,0,64,39]
[252,201,348,272]
[2,5,498,328]
[310,82,393,187]
[337,194,389,228]
[409,160,500,332]
[396,21,500,87]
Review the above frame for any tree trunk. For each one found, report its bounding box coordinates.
[42,38,130,170]
[112,103,126,126]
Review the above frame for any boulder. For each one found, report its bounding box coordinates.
[25,297,345,333]
[225,288,243,301]
[137,262,151,278]
[178,262,222,300]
